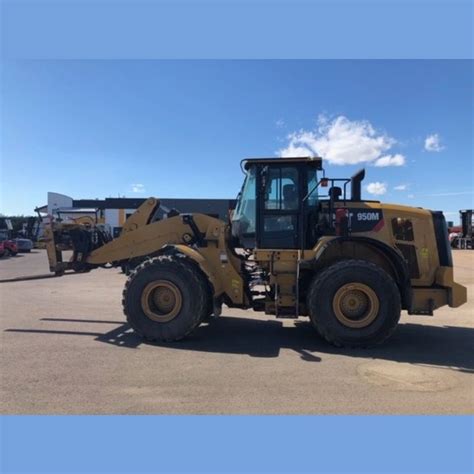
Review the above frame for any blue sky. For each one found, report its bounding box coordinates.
[1,60,473,220]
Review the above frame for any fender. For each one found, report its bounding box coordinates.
[161,244,221,295]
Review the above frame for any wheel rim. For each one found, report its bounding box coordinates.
[332,282,379,329]
[141,280,182,322]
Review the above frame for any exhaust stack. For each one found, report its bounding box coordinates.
[351,169,365,201]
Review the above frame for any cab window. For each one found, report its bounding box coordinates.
[307,168,319,207]
[263,167,299,210]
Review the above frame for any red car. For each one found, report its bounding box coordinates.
[2,239,18,256]
[0,229,18,256]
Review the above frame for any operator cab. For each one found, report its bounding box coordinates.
[231,156,365,250]
[231,157,322,249]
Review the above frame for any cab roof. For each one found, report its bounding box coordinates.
[242,156,323,170]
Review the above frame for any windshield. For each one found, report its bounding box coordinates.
[231,166,256,247]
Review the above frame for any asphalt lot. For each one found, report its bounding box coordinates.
[0,249,472,414]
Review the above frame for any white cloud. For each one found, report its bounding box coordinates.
[131,183,145,193]
[374,154,406,167]
[407,194,415,199]
[278,115,403,166]
[275,119,285,128]
[278,142,314,158]
[394,184,408,191]
[424,133,444,152]
[366,182,387,196]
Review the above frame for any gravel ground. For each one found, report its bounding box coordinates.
[0,249,472,414]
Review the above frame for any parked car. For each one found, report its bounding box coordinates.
[3,239,18,256]
[14,238,34,253]
[0,230,18,256]
[0,241,5,258]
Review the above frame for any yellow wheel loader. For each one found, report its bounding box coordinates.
[43,157,467,347]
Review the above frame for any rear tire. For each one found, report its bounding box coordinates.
[307,259,401,348]
[122,254,210,342]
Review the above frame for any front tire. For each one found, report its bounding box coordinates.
[307,259,401,347]
[122,254,210,342]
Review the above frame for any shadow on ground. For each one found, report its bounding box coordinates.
[5,314,474,372]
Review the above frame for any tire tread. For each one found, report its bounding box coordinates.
[122,254,209,342]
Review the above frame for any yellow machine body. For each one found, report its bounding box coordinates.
[42,157,467,347]
[44,197,466,315]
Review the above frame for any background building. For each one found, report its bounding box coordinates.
[36,192,236,238]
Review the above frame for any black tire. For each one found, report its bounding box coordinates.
[122,254,210,342]
[306,259,401,348]
[121,257,148,275]
[73,266,91,273]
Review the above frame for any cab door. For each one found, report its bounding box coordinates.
[257,165,302,249]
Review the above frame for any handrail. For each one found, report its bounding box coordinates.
[303,178,351,203]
